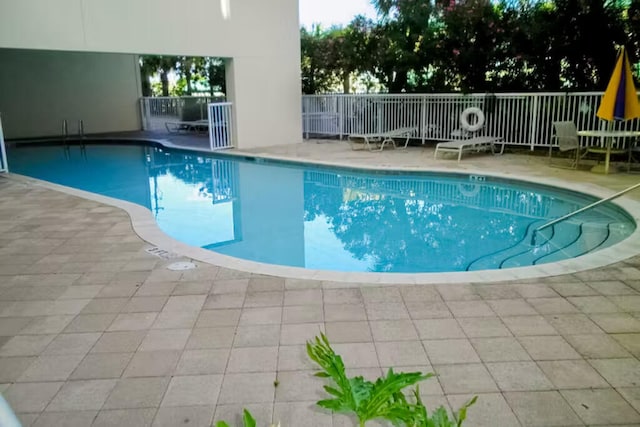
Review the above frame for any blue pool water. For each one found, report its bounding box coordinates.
[7,143,636,273]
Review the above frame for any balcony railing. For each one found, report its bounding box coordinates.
[301,92,640,149]
[208,102,234,150]
[140,96,226,131]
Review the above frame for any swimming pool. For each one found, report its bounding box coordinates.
[7,142,636,273]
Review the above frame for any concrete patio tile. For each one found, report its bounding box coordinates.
[405,301,452,319]
[399,285,442,302]
[218,372,277,404]
[331,343,379,368]
[538,360,609,389]
[80,297,128,314]
[47,379,117,411]
[618,387,640,413]
[216,268,252,280]
[171,281,212,295]
[445,300,494,317]
[248,276,285,292]
[590,313,640,333]
[162,294,206,312]
[151,310,199,329]
[122,350,181,377]
[43,332,101,355]
[280,323,324,345]
[58,285,103,299]
[210,278,249,294]
[138,328,191,351]
[275,370,326,402]
[187,327,235,350]
[20,315,75,335]
[4,381,63,412]
[69,352,133,380]
[550,282,599,297]
[283,305,324,324]
[545,313,604,335]
[434,364,498,394]
[244,291,284,307]
[122,296,167,313]
[324,321,371,343]
[195,309,241,327]
[485,299,537,316]
[160,374,223,407]
[233,325,280,347]
[214,403,273,427]
[518,335,581,360]
[278,345,316,371]
[504,391,582,426]
[568,296,620,313]
[273,402,332,427]
[486,361,553,391]
[413,318,465,339]
[63,313,117,333]
[361,287,403,304]
[587,280,639,295]
[107,312,158,331]
[447,393,520,427]
[527,297,580,314]
[423,339,480,364]
[0,356,36,382]
[175,349,229,375]
[512,284,559,299]
[102,377,170,409]
[0,334,56,356]
[589,358,640,387]
[613,333,640,357]
[323,288,362,304]
[92,408,156,427]
[323,303,367,321]
[457,317,511,338]
[0,316,32,335]
[17,353,85,382]
[284,278,322,290]
[376,341,430,366]
[152,406,214,427]
[283,289,322,306]
[135,282,177,296]
[609,295,640,313]
[203,293,245,309]
[365,302,410,320]
[475,284,522,300]
[436,284,480,301]
[470,337,530,362]
[32,410,97,427]
[565,334,632,358]
[95,284,139,298]
[238,307,281,325]
[227,346,278,373]
[370,319,418,341]
[90,330,146,353]
[561,388,640,424]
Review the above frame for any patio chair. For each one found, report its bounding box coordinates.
[348,126,417,151]
[628,139,640,173]
[433,136,505,162]
[549,121,585,169]
[165,119,209,134]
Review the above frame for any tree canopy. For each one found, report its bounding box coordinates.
[301,0,640,94]
[139,56,226,97]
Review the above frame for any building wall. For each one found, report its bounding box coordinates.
[0,0,303,147]
[0,49,142,139]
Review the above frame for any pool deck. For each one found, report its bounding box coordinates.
[1,138,640,426]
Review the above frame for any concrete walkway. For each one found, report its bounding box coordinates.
[0,140,639,426]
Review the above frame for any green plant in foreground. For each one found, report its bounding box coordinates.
[215,409,256,427]
[307,334,477,427]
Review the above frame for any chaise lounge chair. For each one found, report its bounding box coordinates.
[434,136,505,162]
[348,126,417,151]
[165,120,209,134]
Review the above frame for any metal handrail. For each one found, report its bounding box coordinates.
[0,113,7,172]
[531,181,640,245]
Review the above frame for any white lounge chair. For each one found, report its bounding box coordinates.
[434,136,504,162]
[348,126,417,151]
[165,120,209,134]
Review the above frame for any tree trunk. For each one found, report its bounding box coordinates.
[185,70,192,95]
[342,73,350,94]
[160,71,169,96]
[141,74,152,97]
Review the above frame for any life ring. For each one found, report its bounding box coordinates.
[458,183,480,198]
[460,107,485,132]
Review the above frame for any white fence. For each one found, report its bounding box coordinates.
[208,102,234,150]
[0,113,7,173]
[301,92,640,149]
[140,96,226,131]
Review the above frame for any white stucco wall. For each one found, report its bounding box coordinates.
[0,49,142,139]
[0,0,303,148]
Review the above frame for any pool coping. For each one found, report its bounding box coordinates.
[5,138,640,285]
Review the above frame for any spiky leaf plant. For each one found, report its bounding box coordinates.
[406,387,477,427]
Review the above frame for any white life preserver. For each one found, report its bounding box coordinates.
[460,107,485,132]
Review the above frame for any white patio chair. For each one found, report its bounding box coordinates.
[549,121,586,169]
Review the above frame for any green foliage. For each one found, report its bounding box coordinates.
[406,387,477,427]
[215,409,256,427]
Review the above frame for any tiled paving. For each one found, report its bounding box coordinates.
[1,140,640,426]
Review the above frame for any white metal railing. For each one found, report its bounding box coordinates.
[0,113,8,173]
[301,92,640,149]
[140,96,225,131]
[208,102,234,150]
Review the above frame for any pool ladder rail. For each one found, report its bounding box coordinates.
[62,119,86,149]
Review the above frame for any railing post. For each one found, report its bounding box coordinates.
[140,98,148,130]
[420,95,427,145]
[529,94,540,151]
[0,113,8,173]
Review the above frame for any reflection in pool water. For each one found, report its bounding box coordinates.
[8,143,635,273]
